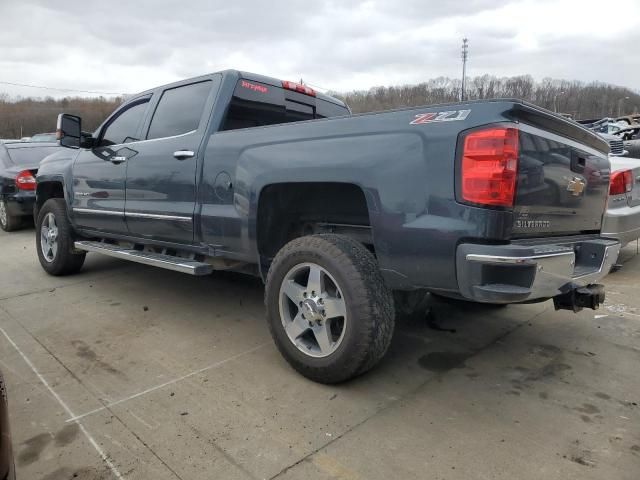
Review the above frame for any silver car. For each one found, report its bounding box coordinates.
[602,157,640,246]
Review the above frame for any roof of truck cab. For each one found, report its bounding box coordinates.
[238,71,347,107]
[134,70,347,108]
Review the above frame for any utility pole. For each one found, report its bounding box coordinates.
[553,91,565,113]
[461,38,469,101]
[618,96,629,117]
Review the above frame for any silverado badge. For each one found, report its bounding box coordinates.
[566,177,586,196]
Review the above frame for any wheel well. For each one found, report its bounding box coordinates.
[36,181,64,216]
[257,182,372,267]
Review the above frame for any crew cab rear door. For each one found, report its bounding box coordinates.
[124,76,220,243]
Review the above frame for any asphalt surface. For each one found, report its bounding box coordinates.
[1,227,639,480]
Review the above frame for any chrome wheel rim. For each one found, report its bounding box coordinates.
[279,262,347,358]
[40,213,59,262]
[0,200,6,227]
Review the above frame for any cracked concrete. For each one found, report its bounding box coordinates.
[1,228,639,479]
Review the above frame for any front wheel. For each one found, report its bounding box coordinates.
[265,234,395,383]
[36,198,86,276]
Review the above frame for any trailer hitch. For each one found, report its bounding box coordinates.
[553,284,606,313]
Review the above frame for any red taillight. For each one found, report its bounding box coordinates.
[609,169,633,195]
[281,80,316,97]
[15,170,36,191]
[460,127,519,207]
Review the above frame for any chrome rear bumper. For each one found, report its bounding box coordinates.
[456,238,621,304]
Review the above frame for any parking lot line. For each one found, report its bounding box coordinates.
[0,326,125,480]
[65,342,269,424]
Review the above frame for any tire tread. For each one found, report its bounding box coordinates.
[265,234,394,383]
[36,198,85,276]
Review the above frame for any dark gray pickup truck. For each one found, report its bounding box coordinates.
[35,70,620,383]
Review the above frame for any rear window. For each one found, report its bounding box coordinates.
[221,79,349,131]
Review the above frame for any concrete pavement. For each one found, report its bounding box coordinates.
[1,228,638,479]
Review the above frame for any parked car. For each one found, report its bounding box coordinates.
[616,114,640,126]
[599,132,627,156]
[35,70,620,383]
[29,132,57,143]
[0,372,15,480]
[602,156,640,246]
[579,117,623,135]
[0,141,60,231]
[624,139,640,158]
[576,119,628,156]
[611,125,640,141]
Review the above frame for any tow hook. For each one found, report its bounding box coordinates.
[553,284,606,313]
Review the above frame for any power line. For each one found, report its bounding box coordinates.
[0,80,125,96]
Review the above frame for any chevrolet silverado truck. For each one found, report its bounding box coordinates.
[34,70,620,383]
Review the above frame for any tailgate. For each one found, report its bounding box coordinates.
[510,110,610,238]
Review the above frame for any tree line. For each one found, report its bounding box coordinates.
[0,94,123,139]
[1,75,639,138]
[333,75,640,119]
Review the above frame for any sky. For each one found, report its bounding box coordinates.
[1,0,639,99]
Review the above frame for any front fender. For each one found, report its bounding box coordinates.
[35,149,78,218]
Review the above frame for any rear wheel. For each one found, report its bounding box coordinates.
[36,198,85,275]
[265,234,395,383]
[0,198,22,232]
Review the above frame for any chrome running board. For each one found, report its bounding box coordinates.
[74,241,213,276]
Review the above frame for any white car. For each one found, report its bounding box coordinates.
[603,157,640,246]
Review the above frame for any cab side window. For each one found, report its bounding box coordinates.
[147,81,212,140]
[99,100,149,147]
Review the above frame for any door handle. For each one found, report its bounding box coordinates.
[110,156,127,164]
[174,150,195,160]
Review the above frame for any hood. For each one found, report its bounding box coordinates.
[39,148,72,167]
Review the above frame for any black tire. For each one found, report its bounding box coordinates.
[0,198,23,232]
[623,140,640,158]
[265,234,395,383]
[36,198,86,276]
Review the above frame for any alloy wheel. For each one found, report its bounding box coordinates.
[40,213,59,262]
[279,262,347,358]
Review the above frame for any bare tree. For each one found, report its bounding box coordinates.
[0,96,123,138]
[334,75,640,119]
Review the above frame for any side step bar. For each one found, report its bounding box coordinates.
[74,241,214,276]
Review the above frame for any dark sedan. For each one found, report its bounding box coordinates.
[0,141,60,231]
[0,372,14,480]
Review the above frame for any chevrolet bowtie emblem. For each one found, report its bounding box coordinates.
[566,177,586,196]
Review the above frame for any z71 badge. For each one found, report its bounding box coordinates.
[410,109,471,125]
